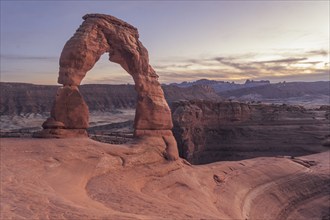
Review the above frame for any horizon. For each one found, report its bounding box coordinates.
[1,78,329,87]
[1,1,329,85]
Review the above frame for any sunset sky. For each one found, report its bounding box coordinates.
[1,1,329,85]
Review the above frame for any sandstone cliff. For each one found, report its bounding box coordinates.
[172,100,330,164]
[0,82,221,115]
[0,83,57,116]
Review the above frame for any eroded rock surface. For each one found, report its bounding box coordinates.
[1,138,329,219]
[172,100,330,164]
[49,86,89,129]
[39,14,176,157]
[55,13,172,132]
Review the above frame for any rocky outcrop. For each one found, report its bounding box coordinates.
[54,13,172,131]
[37,13,178,159]
[172,100,252,163]
[36,85,89,138]
[172,100,330,164]
[47,86,89,129]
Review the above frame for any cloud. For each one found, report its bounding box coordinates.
[300,61,323,65]
[263,65,286,72]
[306,49,328,56]
[153,63,193,70]
[154,49,329,83]
[2,48,327,84]
[159,71,229,79]
[214,57,260,73]
[254,57,307,64]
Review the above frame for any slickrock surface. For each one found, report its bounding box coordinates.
[172,100,330,164]
[1,138,329,219]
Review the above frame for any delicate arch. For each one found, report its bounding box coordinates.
[58,14,173,131]
[37,14,179,160]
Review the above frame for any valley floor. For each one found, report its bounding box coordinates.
[0,138,329,219]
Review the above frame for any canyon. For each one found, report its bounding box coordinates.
[1,12,329,220]
[1,84,329,219]
[1,82,329,165]
[172,100,329,164]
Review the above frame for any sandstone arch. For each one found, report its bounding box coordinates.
[38,14,178,160]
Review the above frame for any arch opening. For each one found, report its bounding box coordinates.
[81,54,134,85]
[82,54,136,144]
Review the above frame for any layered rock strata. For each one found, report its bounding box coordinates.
[38,14,177,159]
[0,82,222,115]
[172,100,330,164]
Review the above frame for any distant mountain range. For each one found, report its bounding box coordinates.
[218,81,329,99]
[170,79,329,107]
[0,80,329,115]
[170,79,271,92]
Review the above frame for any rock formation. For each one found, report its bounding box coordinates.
[172,100,330,164]
[47,86,89,129]
[37,14,178,159]
[172,100,252,163]
[2,138,330,219]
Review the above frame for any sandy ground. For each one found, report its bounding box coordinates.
[0,138,329,220]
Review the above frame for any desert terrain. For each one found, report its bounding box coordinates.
[1,82,329,219]
[1,5,329,220]
[1,97,329,219]
[1,137,329,219]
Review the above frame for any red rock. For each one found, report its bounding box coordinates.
[57,14,172,130]
[49,86,89,129]
[172,100,253,163]
[33,128,88,138]
[39,14,178,160]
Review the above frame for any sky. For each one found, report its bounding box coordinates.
[0,0,329,85]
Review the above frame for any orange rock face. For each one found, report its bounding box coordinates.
[172,100,252,163]
[39,14,177,159]
[49,86,89,129]
[57,13,172,131]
